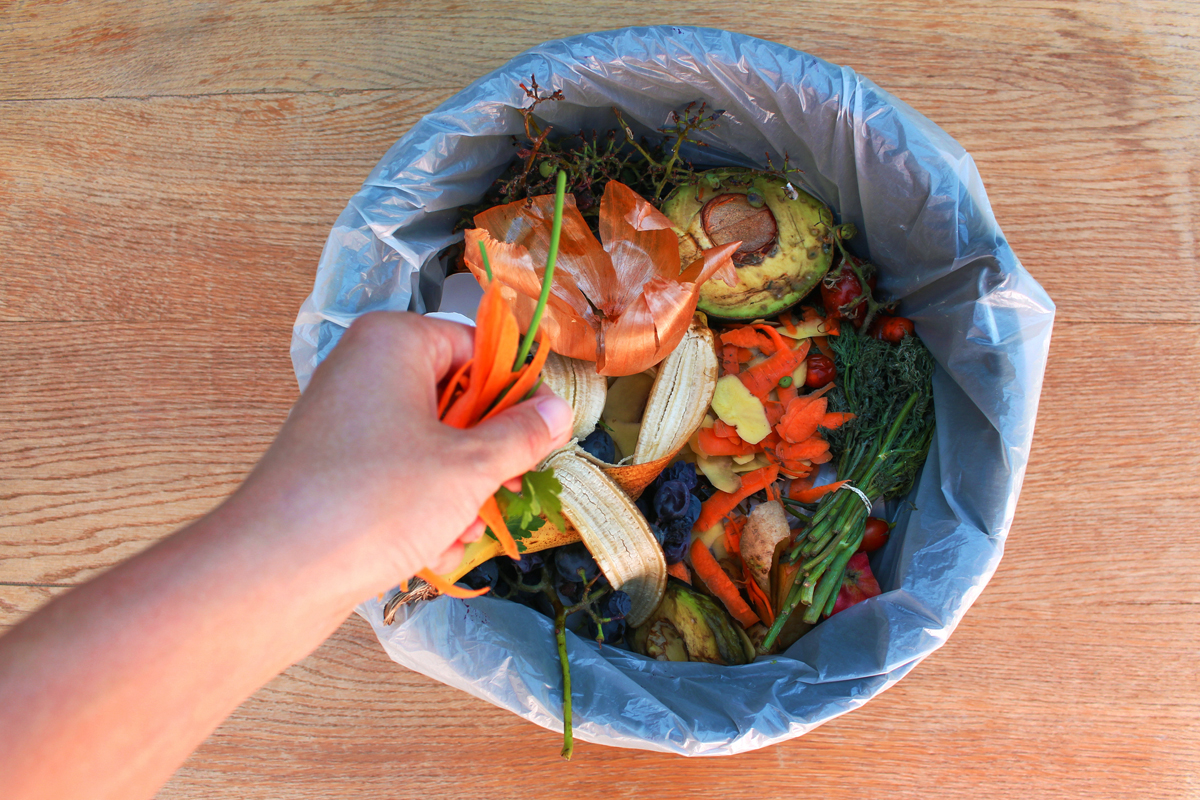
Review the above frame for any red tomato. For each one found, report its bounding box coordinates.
[871,315,915,344]
[859,517,891,553]
[820,260,876,324]
[830,552,882,615]
[804,353,836,388]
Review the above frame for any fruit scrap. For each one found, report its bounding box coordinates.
[464,180,740,376]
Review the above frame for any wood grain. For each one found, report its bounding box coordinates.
[3,2,1199,798]
[2,46,1197,324]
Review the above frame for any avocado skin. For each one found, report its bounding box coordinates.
[662,169,834,321]
[631,578,751,666]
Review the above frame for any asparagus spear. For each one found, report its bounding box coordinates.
[762,326,935,651]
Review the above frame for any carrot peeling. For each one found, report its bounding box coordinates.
[695,465,780,531]
[667,560,692,584]
[821,411,856,429]
[697,427,758,457]
[690,539,759,628]
[478,494,518,559]
[789,479,848,504]
[778,397,829,444]
[417,568,490,599]
[743,569,775,625]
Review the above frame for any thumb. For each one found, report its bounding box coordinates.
[466,388,574,482]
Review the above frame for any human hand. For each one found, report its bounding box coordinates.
[236,311,574,596]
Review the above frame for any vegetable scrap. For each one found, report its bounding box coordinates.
[384,82,936,759]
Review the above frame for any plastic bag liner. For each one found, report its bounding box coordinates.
[290,26,1054,755]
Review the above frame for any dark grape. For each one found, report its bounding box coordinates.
[554,543,600,583]
[681,495,702,529]
[527,592,555,619]
[654,480,690,521]
[512,550,546,575]
[636,484,658,520]
[580,429,616,463]
[583,615,627,644]
[598,590,632,621]
[557,578,583,604]
[459,559,499,591]
[659,461,698,491]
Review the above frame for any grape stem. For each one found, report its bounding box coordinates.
[548,587,574,761]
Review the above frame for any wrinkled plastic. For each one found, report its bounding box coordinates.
[291,26,1054,755]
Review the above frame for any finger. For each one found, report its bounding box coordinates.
[430,542,466,576]
[457,519,485,544]
[418,315,477,381]
[464,389,573,483]
[502,477,523,493]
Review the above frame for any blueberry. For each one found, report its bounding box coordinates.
[654,480,690,521]
[649,522,667,546]
[681,495,702,529]
[554,543,600,584]
[580,429,616,463]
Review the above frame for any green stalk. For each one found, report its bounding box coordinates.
[514,170,567,368]
[803,541,858,624]
[552,595,574,760]
[478,240,493,281]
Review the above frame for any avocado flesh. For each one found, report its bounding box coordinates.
[662,169,834,321]
[631,579,750,665]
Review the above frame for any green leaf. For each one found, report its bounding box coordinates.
[485,467,564,554]
[522,467,565,533]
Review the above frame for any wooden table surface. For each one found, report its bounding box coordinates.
[3,2,1198,797]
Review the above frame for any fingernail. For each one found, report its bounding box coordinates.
[533,395,573,442]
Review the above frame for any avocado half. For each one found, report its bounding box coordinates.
[661,169,834,320]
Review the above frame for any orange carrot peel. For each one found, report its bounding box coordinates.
[689,539,759,628]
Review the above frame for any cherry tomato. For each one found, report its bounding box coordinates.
[804,353,836,388]
[859,517,891,553]
[871,315,915,344]
[821,260,876,324]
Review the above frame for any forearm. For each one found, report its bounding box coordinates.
[0,311,571,800]
[0,482,393,800]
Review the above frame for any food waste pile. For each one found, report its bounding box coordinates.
[385,83,936,758]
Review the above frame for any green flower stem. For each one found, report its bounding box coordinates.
[514,169,567,368]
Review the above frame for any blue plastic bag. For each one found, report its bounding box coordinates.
[290,26,1054,755]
